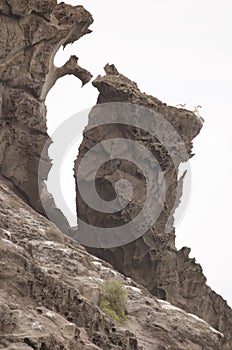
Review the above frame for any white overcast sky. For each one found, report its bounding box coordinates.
[46,0,232,306]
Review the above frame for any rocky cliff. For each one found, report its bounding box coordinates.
[74,65,232,348]
[0,0,92,233]
[0,1,231,349]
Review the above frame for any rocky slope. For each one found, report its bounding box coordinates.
[75,65,232,348]
[0,1,231,349]
[0,180,225,349]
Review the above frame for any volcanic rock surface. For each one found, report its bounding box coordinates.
[75,65,232,348]
[0,1,231,349]
[0,0,93,232]
[0,180,225,350]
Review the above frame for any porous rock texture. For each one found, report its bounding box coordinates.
[0,180,225,349]
[0,1,231,349]
[0,0,93,233]
[75,65,232,348]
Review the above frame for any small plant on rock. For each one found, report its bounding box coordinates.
[99,280,128,324]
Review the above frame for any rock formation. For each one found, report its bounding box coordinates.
[0,180,225,349]
[0,1,231,349]
[75,65,232,348]
[0,0,92,232]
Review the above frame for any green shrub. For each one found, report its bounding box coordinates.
[99,280,128,324]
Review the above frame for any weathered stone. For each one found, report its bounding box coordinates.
[0,1,231,348]
[0,180,225,350]
[75,65,232,348]
[0,0,93,232]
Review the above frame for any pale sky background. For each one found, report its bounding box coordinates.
[46,0,232,306]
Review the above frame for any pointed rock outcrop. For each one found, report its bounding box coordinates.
[75,65,232,348]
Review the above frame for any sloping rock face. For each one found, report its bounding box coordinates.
[0,180,225,350]
[0,0,92,232]
[0,1,231,349]
[75,65,232,348]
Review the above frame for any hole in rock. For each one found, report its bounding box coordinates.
[24,338,36,349]
[46,71,97,227]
